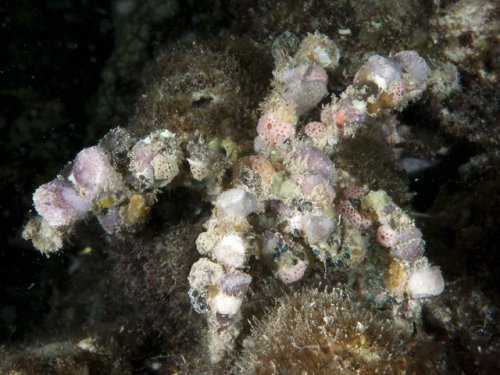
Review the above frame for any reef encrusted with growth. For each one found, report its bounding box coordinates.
[22,32,448,367]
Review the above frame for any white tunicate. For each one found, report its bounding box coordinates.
[280,64,328,115]
[407,264,445,298]
[211,294,242,315]
[302,215,335,244]
[253,135,267,153]
[69,146,120,200]
[355,55,402,91]
[220,271,252,296]
[213,234,246,268]
[33,180,91,227]
[216,188,258,219]
[394,50,430,87]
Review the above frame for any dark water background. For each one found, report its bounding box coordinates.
[1,0,115,342]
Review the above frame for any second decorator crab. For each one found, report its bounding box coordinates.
[186,33,444,362]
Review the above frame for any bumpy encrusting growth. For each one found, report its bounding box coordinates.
[23,129,182,254]
[23,32,445,367]
[186,33,445,362]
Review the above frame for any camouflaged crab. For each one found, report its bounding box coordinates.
[23,33,444,363]
[186,33,443,362]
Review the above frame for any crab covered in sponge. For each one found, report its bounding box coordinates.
[23,32,444,365]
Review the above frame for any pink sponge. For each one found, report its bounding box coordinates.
[277,257,307,284]
[388,80,407,104]
[376,224,398,247]
[257,112,294,145]
[304,121,327,138]
[339,199,371,229]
